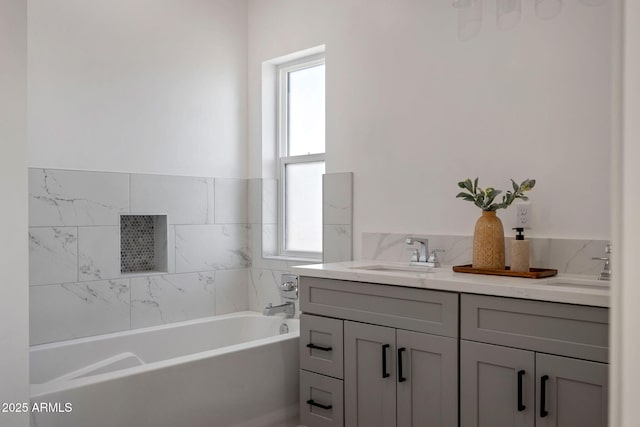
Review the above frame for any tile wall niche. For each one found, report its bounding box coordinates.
[29,168,250,345]
[361,232,611,276]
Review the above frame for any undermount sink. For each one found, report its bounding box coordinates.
[543,278,610,290]
[349,264,436,273]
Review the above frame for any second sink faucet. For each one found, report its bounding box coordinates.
[406,237,428,263]
[592,243,612,281]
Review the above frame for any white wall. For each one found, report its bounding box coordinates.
[248,0,614,257]
[615,0,640,425]
[0,0,29,425]
[28,0,248,178]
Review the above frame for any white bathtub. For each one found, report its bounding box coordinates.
[29,311,300,427]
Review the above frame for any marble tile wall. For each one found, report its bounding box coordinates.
[361,232,611,276]
[247,178,307,315]
[246,173,354,315]
[323,173,353,263]
[29,168,251,345]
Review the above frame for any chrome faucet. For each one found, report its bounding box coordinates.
[592,244,612,281]
[406,237,428,264]
[263,302,295,318]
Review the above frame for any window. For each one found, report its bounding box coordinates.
[278,54,325,258]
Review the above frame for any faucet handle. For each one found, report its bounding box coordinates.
[426,249,445,267]
[279,274,299,301]
[405,246,420,262]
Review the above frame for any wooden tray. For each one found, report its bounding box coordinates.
[452,264,558,279]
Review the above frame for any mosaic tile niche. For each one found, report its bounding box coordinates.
[120,214,168,273]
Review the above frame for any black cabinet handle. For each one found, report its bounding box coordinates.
[306,343,332,352]
[517,370,526,412]
[382,344,390,378]
[540,375,549,418]
[307,399,332,410]
[398,347,406,383]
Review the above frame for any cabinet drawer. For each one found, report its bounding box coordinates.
[461,294,609,362]
[300,370,344,427]
[300,277,458,338]
[300,314,344,379]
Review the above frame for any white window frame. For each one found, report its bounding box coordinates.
[277,53,326,260]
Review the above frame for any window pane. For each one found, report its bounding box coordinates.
[285,161,325,253]
[288,64,325,156]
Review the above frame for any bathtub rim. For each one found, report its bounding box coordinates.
[30,311,300,398]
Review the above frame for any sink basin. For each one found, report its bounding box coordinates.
[349,264,436,273]
[544,278,610,290]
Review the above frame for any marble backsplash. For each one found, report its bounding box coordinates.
[29,168,251,345]
[362,232,611,277]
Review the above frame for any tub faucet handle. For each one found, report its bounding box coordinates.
[279,274,299,301]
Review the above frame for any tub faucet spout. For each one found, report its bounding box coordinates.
[263,302,295,318]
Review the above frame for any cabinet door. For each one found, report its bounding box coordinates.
[344,321,396,427]
[397,330,458,427]
[536,353,608,427]
[460,340,535,427]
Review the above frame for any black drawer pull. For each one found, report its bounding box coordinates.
[307,399,332,410]
[382,344,390,378]
[398,347,407,382]
[540,375,549,418]
[517,370,526,412]
[306,343,332,352]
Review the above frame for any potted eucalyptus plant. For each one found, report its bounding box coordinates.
[456,178,536,269]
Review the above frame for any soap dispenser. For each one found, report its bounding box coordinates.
[510,227,530,272]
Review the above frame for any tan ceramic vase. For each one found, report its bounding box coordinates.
[472,210,505,269]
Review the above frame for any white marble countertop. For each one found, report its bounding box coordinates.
[291,260,610,308]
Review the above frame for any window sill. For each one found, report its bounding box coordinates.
[262,255,323,264]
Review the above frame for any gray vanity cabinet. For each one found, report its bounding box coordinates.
[344,321,459,427]
[300,276,460,427]
[461,341,608,427]
[460,294,609,427]
[299,276,608,427]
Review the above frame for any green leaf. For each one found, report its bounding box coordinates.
[464,179,473,193]
[485,190,502,206]
[520,178,536,191]
[473,177,479,193]
[457,181,466,189]
[528,179,536,190]
[512,179,518,191]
